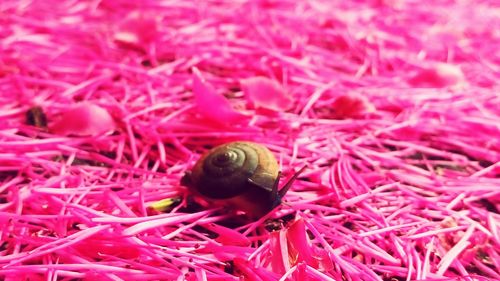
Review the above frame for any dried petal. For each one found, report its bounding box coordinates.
[241,77,293,111]
[203,223,251,246]
[192,67,248,125]
[50,103,116,136]
[286,219,319,267]
[234,257,278,281]
[408,63,466,88]
[330,93,376,119]
[268,231,287,274]
[73,237,141,259]
[114,12,159,48]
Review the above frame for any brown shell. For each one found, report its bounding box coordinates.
[184,141,280,217]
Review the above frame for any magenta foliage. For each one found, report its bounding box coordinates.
[0,0,499,280]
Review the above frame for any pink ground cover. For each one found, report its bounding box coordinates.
[0,0,499,280]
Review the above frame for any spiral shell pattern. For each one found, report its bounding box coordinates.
[189,141,279,199]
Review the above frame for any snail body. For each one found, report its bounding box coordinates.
[181,141,304,219]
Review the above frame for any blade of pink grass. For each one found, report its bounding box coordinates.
[472,260,500,280]
[437,225,475,275]
[202,223,251,246]
[488,213,500,245]
[4,263,147,274]
[421,236,435,280]
[199,242,254,261]
[234,257,275,281]
[122,211,211,236]
[299,81,336,117]
[1,0,499,280]
[1,225,109,265]
[305,264,336,281]
[407,225,468,240]
[355,238,401,265]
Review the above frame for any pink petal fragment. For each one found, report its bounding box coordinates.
[73,236,141,260]
[203,223,251,246]
[330,93,376,119]
[114,12,159,48]
[50,103,116,137]
[437,225,475,275]
[286,219,319,268]
[192,67,248,125]
[233,257,278,281]
[122,212,209,236]
[241,77,293,111]
[199,243,253,261]
[268,231,287,274]
[3,225,109,265]
[267,218,335,275]
[408,63,466,88]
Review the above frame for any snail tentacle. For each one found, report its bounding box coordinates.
[278,165,307,198]
[270,171,282,203]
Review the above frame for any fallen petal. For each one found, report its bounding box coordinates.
[234,257,278,281]
[286,219,319,268]
[330,93,376,119]
[114,11,159,48]
[73,237,141,260]
[203,223,251,246]
[408,63,466,88]
[50,103,116,137]
[199,243,253,261]
[268,231,287,274]
[241,77,293,111]
[192,67,248,125]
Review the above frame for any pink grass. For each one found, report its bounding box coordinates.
[1,0,499,280]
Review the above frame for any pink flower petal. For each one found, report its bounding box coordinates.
[114,12,159,49]
[199,243,253,261]
[203,223,251,246]
[192,67,248,125]
[50,103,116,137]
[241,77,293,111]
[234,257,278,281]
[408,63,466,88]
[330,93,376,119]
[73,237,141,259]
[268,231,287,274]
[286,219,319,268]
[268,218,336,274]
[293,263,324,281]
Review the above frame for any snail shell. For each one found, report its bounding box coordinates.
[181,141,304,218]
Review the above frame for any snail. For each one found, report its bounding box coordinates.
[181,141,305,219]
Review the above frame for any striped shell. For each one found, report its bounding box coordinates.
[189,141,279,200]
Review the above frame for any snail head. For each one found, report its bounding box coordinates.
[270,165,307,207]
